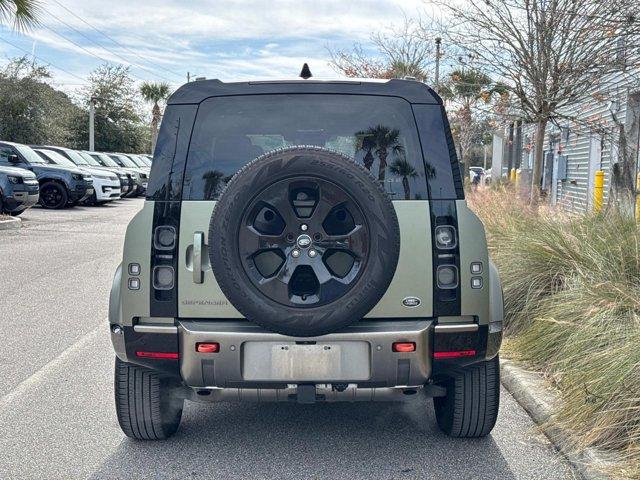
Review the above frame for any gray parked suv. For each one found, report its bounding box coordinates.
[0,141,93,209]
[0,165,39,215]
[109,78,504,441]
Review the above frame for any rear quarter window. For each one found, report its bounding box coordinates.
[182,94,430,201]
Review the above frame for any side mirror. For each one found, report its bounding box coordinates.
[8,154,20,164]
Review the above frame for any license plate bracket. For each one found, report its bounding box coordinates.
[243,341,370,381]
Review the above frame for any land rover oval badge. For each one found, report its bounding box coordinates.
[402,296,421,308]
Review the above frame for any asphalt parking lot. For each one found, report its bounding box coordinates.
[0,199,576,480]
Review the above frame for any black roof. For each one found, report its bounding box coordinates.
[167,78,442,105]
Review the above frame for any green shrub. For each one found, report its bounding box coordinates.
[469,188,640,478]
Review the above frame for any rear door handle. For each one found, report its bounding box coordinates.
[193,231,204,284]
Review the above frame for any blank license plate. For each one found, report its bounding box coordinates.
[243,342,370,381]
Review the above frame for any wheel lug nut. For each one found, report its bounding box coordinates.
[308,249,317,258]
[292,249,301,258]
[300,224,308,231]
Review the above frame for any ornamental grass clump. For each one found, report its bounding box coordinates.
[469,187,640,478]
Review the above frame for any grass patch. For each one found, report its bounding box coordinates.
[469,187,640,479]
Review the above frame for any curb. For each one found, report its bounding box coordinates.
[500,359,621,480]
[0,216,21,230]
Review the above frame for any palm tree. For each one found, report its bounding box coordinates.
[355,132,376,171]
[140,82,171,154]
[359,125,404,183]
[389,158,418,200]
[0,0,39,30]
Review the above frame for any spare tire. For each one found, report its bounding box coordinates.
[209,146,400,337]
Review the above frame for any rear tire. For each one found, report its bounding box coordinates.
[114,357,183,440]
[433,355,500,438]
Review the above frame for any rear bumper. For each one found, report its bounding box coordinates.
[178,319,433,388]
[111,318,501,390]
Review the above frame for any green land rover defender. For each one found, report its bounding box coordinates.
[109,77,503,440]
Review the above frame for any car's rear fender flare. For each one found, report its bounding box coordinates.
[109,263,128,361]
[486,259,503,359]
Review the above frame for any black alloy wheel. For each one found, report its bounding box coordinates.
[239,176,369,307]
[39,182,68,209]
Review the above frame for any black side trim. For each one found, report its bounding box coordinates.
[440,107,465,199]
[146,104,197,201]
[430,200,462,316]
[150,201,181,317]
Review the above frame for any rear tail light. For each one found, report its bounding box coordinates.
[392,342,416,352]
[435,225,457,249]
[154,226,176,250]
[153,266,175,290]
[434,350,476,359]
[136,351,179,360]
[436,265,458,289]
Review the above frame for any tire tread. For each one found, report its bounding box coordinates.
[434,355,500,438]
[114,357,183,440]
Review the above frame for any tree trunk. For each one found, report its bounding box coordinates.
[378,151,387,182]
[608,124,636,218]
[151,103,161,154]
[530,118,548,205]
[607,93,639,219]
[363,150,374,171]
[402,176,410,200]
[459,106,472,183]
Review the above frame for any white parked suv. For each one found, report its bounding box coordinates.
[33,148,121,204]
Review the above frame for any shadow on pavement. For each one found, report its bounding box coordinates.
[91,397,516,480]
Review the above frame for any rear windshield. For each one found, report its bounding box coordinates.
[183,95,429,200]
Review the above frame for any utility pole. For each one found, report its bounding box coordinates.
[89,96,96,151]
[434,37,442,92]
[187,72,191,83]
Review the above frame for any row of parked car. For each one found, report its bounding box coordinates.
[0,140,153,215]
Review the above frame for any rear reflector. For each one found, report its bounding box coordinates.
[136,351,179,360]
[196,342,220,353]
[434,350,476,359]
[392,342,416,353]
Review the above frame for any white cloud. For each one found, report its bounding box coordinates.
[2,0,427,85]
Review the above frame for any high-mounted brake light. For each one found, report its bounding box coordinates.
[434,350,476,359]
[392,342,416,353]
[136,351,179,360]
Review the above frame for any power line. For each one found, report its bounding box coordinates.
[35,23,155,83]
[49,0,185,80]
[39,4,177,83]
[0,34,88,84]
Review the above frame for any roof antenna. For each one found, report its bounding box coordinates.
[299,63,312,79]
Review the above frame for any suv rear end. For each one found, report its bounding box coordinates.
[109,78,503,440]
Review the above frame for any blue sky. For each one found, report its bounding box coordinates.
[0,0,425,91]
